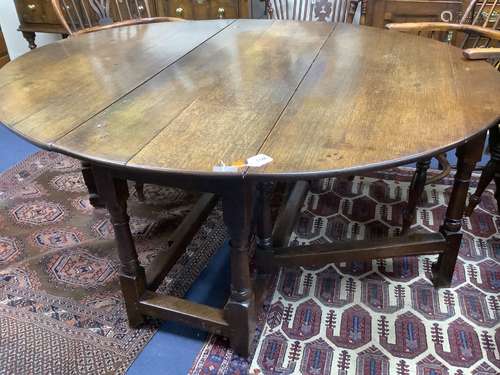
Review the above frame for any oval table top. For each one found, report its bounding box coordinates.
[0,19,499,179]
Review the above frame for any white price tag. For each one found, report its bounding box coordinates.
[246,154,273,168]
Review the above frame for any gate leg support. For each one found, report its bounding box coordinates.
[222,182,256,357]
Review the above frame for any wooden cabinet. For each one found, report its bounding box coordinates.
[154,0,250,20]
[0,29,10,68]
[15,0,66,50]
[364,0,463,27]
[16,0,61,25]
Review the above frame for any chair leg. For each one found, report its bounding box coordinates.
[465,125,500,216]
[464,159,495,216]
[81,161,105,208]
[493,170,500,214]
[402,159,431,233]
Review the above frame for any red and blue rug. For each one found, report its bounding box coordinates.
[0,151,226,374]
[190,169,500,375]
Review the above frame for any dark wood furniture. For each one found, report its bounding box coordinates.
[0,20,498,356]
[154,0,250,19]
[15,0,66,49]
[0,28,9,69]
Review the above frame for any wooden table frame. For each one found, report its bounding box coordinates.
[89,131,486,357]
[2,19,498,359]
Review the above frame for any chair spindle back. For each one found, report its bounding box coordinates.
[267,0,361,24]
[52,0,155,34]
[459,0,499,48]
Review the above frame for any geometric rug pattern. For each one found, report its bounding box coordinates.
[191,169,500,375]
[0,151,226,375]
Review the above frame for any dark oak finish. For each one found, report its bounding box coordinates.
[256,232,448,269]
[252,24,498,177]
[92,165,146,327]
[0,20,499,356]
[222,181,256,357]
[0,21,496,174]
[0,20,234,142]
[139,291,230,335]
[58,20,333,167]
[434,134,486,286]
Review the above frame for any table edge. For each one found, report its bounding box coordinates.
[2,118,493,182]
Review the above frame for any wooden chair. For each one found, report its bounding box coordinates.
[386,0,500,230]
[265,0,362,23]
[51,0,182,35]
[51,0,183,206]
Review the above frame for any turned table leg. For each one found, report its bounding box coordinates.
[22,31,36,50]
[81,161,105,208]
[403,159,430,233]
[222,182,256,357]
[93,166,146,327]
[465,125,500,215]
[432,133,486,287]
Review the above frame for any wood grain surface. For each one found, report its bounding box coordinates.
[0,19,498,178]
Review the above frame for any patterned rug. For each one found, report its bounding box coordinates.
[190,169,500,375]
[0,151,227,375]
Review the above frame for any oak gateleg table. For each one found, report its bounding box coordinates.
[0,19,499,356]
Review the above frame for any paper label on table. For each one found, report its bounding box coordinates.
[246,154,273,168]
